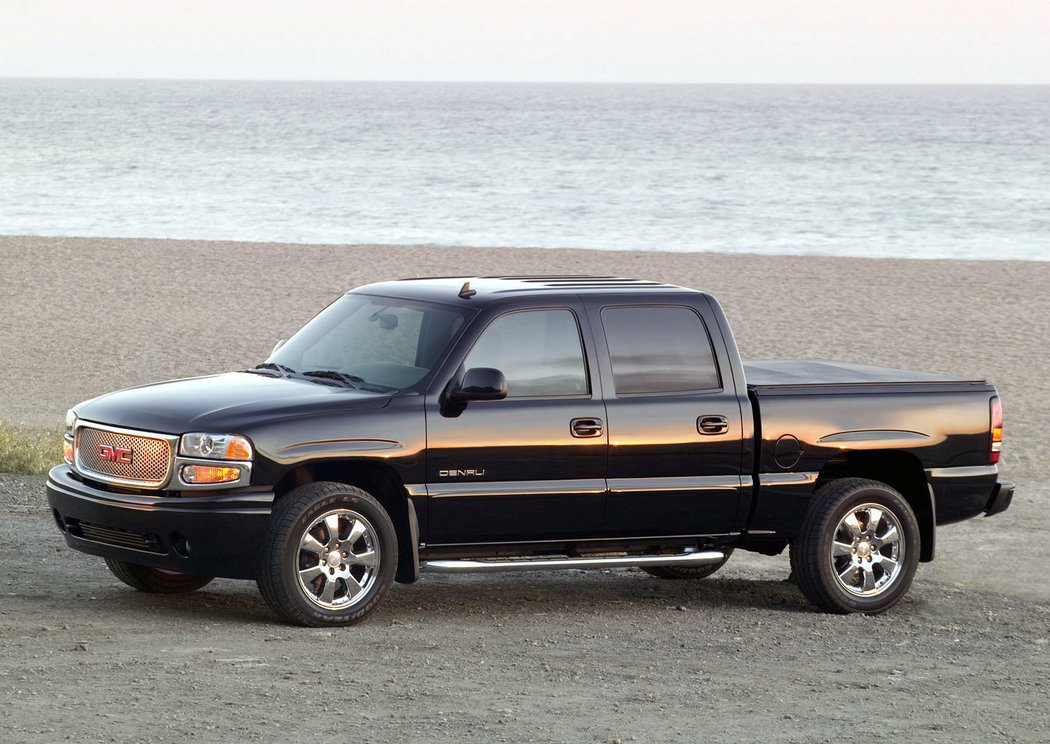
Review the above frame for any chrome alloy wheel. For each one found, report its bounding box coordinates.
[296,508,380,610]
[830,502,905,597]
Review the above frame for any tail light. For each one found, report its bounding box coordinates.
[990,396,1003,464]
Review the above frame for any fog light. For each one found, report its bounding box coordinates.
[171,532,191,558]
[181,464,241,485]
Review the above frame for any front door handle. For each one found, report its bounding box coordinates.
[697,415,729,435]
[571,418,604,438]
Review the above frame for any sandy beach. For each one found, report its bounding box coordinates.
[1,235,1048,742]
[3,235,1047,458]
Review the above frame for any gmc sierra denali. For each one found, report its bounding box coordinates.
[47,276,1014,626]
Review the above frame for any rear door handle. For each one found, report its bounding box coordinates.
[571,418,604,438]
[697,415,729,435]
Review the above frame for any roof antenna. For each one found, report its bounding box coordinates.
[458,281,477,299]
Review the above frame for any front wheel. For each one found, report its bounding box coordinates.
[790,478,920,614]
[257,481,397,626]
[105,558,214,594]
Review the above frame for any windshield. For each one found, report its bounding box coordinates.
[266,294,472,392]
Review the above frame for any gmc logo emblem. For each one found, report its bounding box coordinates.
[98,444,133,464]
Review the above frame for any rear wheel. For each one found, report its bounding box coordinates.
[642,549,733,579]
[258,481,397,627]
[105,558,213,594]
[791,478,920,614]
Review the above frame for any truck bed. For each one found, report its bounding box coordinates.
[744,360,988,390]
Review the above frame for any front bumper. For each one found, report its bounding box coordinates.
[985,480,1015,518]
[46,465,274,580]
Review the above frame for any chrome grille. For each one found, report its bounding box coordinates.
[76,426,172,485]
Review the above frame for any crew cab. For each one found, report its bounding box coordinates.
[46,276,1014,625]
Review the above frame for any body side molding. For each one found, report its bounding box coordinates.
[926,465,999,479]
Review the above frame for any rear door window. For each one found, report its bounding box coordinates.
[601,306,720,395]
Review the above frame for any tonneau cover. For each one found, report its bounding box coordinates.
[744,359,986,388]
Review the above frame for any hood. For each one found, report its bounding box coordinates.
[74,372,391,434]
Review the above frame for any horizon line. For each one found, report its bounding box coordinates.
[2,75,1049,86]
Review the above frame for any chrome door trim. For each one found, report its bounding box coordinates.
[607,475,748,493]
[416,475,753,499]
[421,478,608,499]
[424,531,741,548]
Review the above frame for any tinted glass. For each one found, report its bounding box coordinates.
[270,294,469,390]
[464,310,588,397]
[602,306,720,394]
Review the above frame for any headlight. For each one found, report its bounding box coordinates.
[65,409,76,438]
[178,433,253,461]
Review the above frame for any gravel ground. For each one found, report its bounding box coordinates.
[2,473,1048,743]
[1,236,1048,741]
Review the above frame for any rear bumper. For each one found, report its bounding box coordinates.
[985,480,1015,518]
[927,465,1010,525]
[46,465,273,580]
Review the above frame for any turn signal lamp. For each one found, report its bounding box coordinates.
[63,409,76,465]
[181,464,242,485]
[224,437,253,460]
[990,397,1003,464]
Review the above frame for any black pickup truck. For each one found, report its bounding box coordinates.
[47,276,1014,626]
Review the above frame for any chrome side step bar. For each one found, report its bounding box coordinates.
[420,550,725,573]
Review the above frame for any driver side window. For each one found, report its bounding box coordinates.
[464,309,589,398]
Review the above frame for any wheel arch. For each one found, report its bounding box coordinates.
[274,459,419,582]
[816,449,935,562]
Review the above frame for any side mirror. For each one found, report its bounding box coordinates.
[452,367,508,402]
[271,339,286,355]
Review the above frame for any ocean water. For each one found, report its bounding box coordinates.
[1,79,1048,260]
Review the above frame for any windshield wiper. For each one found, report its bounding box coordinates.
[301,370,365,389]
[246,362,297,378]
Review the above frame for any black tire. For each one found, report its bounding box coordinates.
[642,549,734,580]
[105,557,214,594]
[257,481,398,627]
[790,478,920,614]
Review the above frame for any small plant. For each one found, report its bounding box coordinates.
[0,420,62,475]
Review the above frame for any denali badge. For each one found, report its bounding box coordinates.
[98,444,133,464]
[439,469,486,477]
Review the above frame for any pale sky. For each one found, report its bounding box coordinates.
[1,0,1047,84]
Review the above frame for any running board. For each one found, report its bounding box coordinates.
[420,550,725,573]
